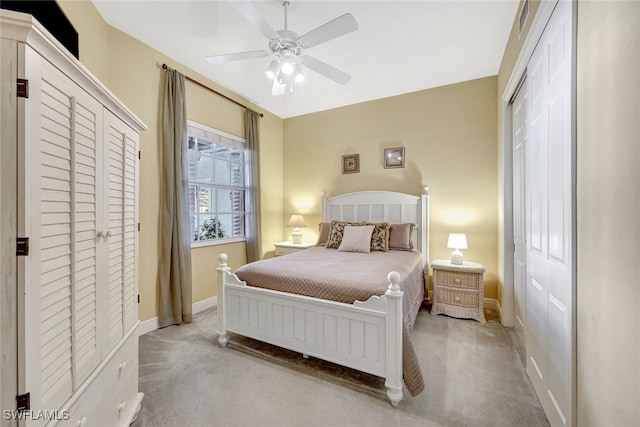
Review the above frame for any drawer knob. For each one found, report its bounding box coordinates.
[77,417,87,427]
[454,296,461,302]
[455,278,461,284]
[118,402,126,412]
[119,361,126,372]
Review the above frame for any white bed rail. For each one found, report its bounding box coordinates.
[216,253,404,406]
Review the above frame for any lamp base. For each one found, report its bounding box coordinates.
[291,228,302,244]
[450,249,464,265]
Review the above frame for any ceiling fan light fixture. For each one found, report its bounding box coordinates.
[293,63,305,83]
[265,59,279,79]
[280,57,294,75]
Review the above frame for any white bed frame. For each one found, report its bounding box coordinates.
[216,186,430,405]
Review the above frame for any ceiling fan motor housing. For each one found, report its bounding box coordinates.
[270,30,302,58]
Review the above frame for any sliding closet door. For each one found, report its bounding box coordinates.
[525,1,573,426]
[512,80,528,349]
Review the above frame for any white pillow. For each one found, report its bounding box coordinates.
[337,225,375,253]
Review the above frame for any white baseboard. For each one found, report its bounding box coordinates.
[138,296,218,336]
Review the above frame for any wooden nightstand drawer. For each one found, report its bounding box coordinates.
[436,288,479,308]
[436,270,480,290]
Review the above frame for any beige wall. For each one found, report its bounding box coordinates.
[576,1,640,425]
[57,0,284,321]
[283,77,499,299]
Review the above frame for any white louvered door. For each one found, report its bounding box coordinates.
[23,52,105,417]
[20,47,139,424]
[104,111,138,350]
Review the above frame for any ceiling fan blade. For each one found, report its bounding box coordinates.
[297,13,358,49]
[300,56,351,85]
[228,0,280,40]
[206,50,271,64]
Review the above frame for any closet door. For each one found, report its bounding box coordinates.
[525,1,573,426]
[104,110,138,350]
[26,51,103,416]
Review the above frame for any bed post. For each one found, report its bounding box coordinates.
[385,271,403,406]
[421,185,430,269]
[321,189,328,222]
[216,253,230,347]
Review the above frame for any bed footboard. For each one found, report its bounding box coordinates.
[216,254,404,406]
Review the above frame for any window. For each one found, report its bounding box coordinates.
[187,120,246,245]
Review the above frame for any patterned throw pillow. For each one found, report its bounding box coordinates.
[325,220,357,249]
[363,222,391,252]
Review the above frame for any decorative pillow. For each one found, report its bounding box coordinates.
[325,220,357,249]
[362,222,391,252]
[338,225,375,253]
[389,223,415,251]
[316,222,331,246]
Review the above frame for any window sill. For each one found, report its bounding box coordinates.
[191,237,246,249]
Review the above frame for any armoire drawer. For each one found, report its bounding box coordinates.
[58,332,139,427]
[99,360,141,427]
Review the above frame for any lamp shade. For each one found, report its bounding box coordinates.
[447,233,468,249]
[286,214,307,228]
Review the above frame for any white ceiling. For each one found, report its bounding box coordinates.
[92,0,519,119]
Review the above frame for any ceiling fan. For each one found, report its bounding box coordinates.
[206,1,359,95]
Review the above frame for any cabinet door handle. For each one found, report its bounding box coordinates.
[119,361,126,373]
[118,401,126,413]
[96,230,103,238]
[77,417,87,427]
[103,229,109,237]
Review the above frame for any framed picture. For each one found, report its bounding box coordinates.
[341,154,360,174]
[384,147,405,169]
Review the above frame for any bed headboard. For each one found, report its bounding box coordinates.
[321,185,430,268]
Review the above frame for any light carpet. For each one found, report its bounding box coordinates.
[131,306,549,427]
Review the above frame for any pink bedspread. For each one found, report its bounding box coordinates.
[235,247,425,396]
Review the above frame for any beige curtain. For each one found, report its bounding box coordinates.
[245,109,262,262]
[158,68,192,327]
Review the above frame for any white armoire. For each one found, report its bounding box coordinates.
[1,10,146,427]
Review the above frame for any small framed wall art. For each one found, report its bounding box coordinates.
[384,147,405,169]
[342,154,360,174]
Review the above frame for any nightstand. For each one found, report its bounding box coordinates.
[274,241,315,256]
[431,259,486,323]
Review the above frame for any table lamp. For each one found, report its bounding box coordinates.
[447,233,468,265]
[286,214,307,244]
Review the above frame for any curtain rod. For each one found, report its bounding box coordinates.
[162,63,263,118]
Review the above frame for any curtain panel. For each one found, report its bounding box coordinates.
[245,109,263,262]
[158,68,193,327]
